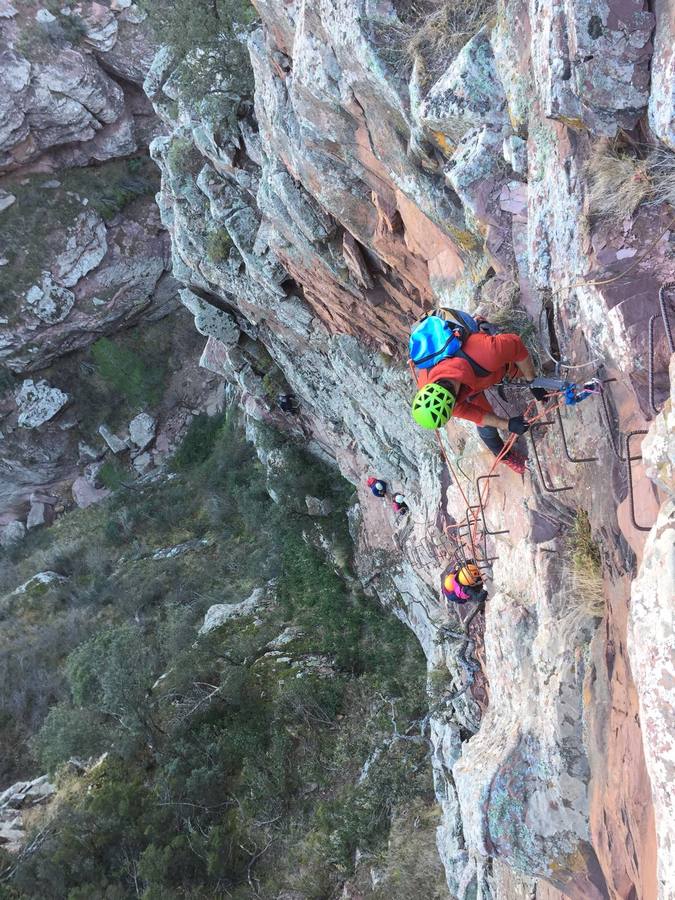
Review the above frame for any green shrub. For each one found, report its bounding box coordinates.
[139,0,258,101]
[98,459,128,490]
[172,413,224,470]
[205,228,232,263]
[91,337,167,411]
[165,135,203,178]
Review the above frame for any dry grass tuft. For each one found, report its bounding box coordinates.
[585,142,652,221]
[566,509,605,618]
[647,148,675,209]
[383,0,496,84]
[586,141,675,221]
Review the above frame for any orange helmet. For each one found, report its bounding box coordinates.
[443,573,454,593]
[457,564,481,587]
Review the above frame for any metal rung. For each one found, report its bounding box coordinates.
[555,407,598,463]
[476,474,510,535]
[529,423,574,493]
[625,429,652,533]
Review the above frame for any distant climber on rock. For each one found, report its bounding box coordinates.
[409,309,545,475]
[277,393,299,414]
[366,476,387,498]
[392,493,409,516]
[442,562,489,606]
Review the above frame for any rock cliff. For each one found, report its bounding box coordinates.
[1,0,674,897]
[143,0,674,897]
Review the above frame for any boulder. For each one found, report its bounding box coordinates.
[199,586,273,635]
[0,775,55,853]
[26,500,52,529]
[0,521,25,547]
[420,28,508,141]
[72,476,110,508]
[132,451,152,473]
[7,572,67,598]
[128,412,156,450]
[0,47,126,172]
[51,212,107,287]
[98,424,128,454]
[25,274,76,324]
[0,2,17,17]
[15,379,69,427]
[81,2,118,53]
[0,191,15,212]
[266,626,305,651]
[305,495,332,517]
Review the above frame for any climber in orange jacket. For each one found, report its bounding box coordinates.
[412,332,545,474]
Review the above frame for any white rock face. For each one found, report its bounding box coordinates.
[51,213,107,287]
[0,775,56,853]
[179,289,240,345]
[15,379,69,427]
[649,0,675,149]
[129,412,156,450]
[0,521,25,547]
[9,571,67,596]
[0,191,15,211]
[199,587,272,635]
[25,274,76,324]
[420,28,508,139]
[629,500,675,897]
[151,538,209,560]
[629,360,675,897]
[642,357,675,497]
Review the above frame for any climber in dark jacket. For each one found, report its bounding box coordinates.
[277,393,299,414]
[367,477,387,498]
[442,563,488,605]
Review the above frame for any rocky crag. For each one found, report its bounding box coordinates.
[143,1,675,897]
[1,0,674,897]
[0,2,224,534]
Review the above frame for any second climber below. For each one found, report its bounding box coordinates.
[411,318,546,475]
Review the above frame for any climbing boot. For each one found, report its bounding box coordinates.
[501,450,527,475]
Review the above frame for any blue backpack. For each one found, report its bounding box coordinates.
[409,309,492,377]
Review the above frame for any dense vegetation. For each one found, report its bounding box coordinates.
[139,0,258,102]
[0,415,443,898]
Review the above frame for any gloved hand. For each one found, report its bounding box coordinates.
[508,415,530,435]
[528,382,549,402]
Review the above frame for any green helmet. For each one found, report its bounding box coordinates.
[411,383,455,429]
